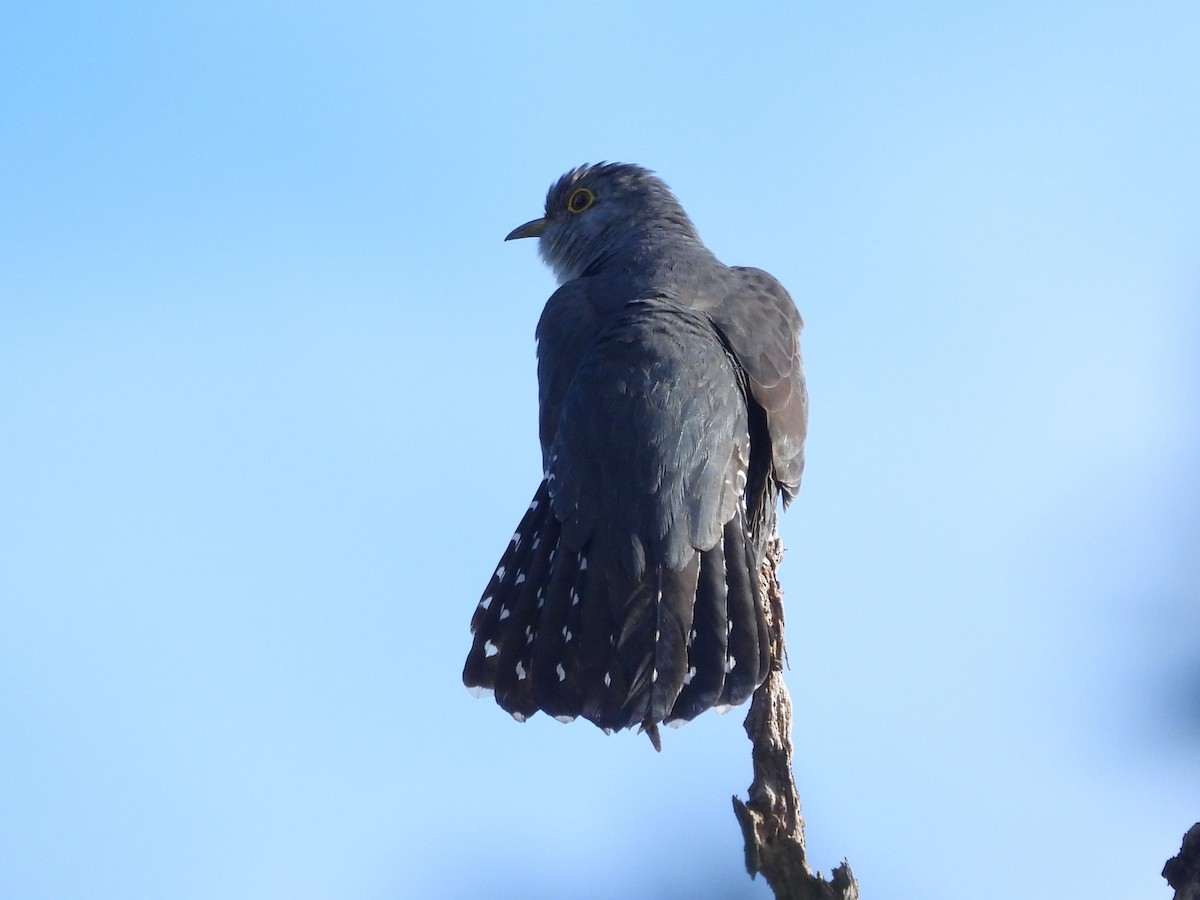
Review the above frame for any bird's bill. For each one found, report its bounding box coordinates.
[505,217,547,241]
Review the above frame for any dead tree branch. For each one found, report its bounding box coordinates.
[1165,823,1200,900]
[733,534,859,900]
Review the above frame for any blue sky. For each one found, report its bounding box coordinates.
[2,2,1198,898]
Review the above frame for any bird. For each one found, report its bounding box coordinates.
[463,163,807,749]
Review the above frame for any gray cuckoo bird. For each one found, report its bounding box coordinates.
[463,163,807,747]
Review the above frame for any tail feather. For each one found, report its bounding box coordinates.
[648,558,700,723]
[464,484,547,687]
[530,542,582,720]
[604,557,697,727]
[491,503,559,721]
[667,528,730,723]
[717,505,766,709]
[534,542,591,723]
[464,481,555,719]
[576,552,620,729]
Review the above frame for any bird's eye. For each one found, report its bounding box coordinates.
[567,187,596,214]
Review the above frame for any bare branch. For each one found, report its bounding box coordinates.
[1164,823,1200,900]
[734,534,859,900]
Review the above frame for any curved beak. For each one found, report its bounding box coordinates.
[505,217,546,241]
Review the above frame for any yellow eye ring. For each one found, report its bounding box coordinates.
[566,187,596,214]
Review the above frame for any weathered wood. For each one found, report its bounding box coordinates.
[734,535,859,900]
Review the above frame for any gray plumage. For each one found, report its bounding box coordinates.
[463,163,807,743]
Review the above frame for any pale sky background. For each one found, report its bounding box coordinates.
[2,3,1198,899]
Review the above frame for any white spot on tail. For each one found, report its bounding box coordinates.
[715,703,733,715]
[484,640,499,658]
[665,718,687,729]
[554,714,575,724]
[466,684,493,699]
[515,661,527,680]
[556,663,566,682]
[511,711,527,723]
[498,607,510,621]
[683,666,696,685]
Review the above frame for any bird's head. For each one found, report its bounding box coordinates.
[506,163,700,284]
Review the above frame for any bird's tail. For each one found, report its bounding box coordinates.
[463,481,770,736]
